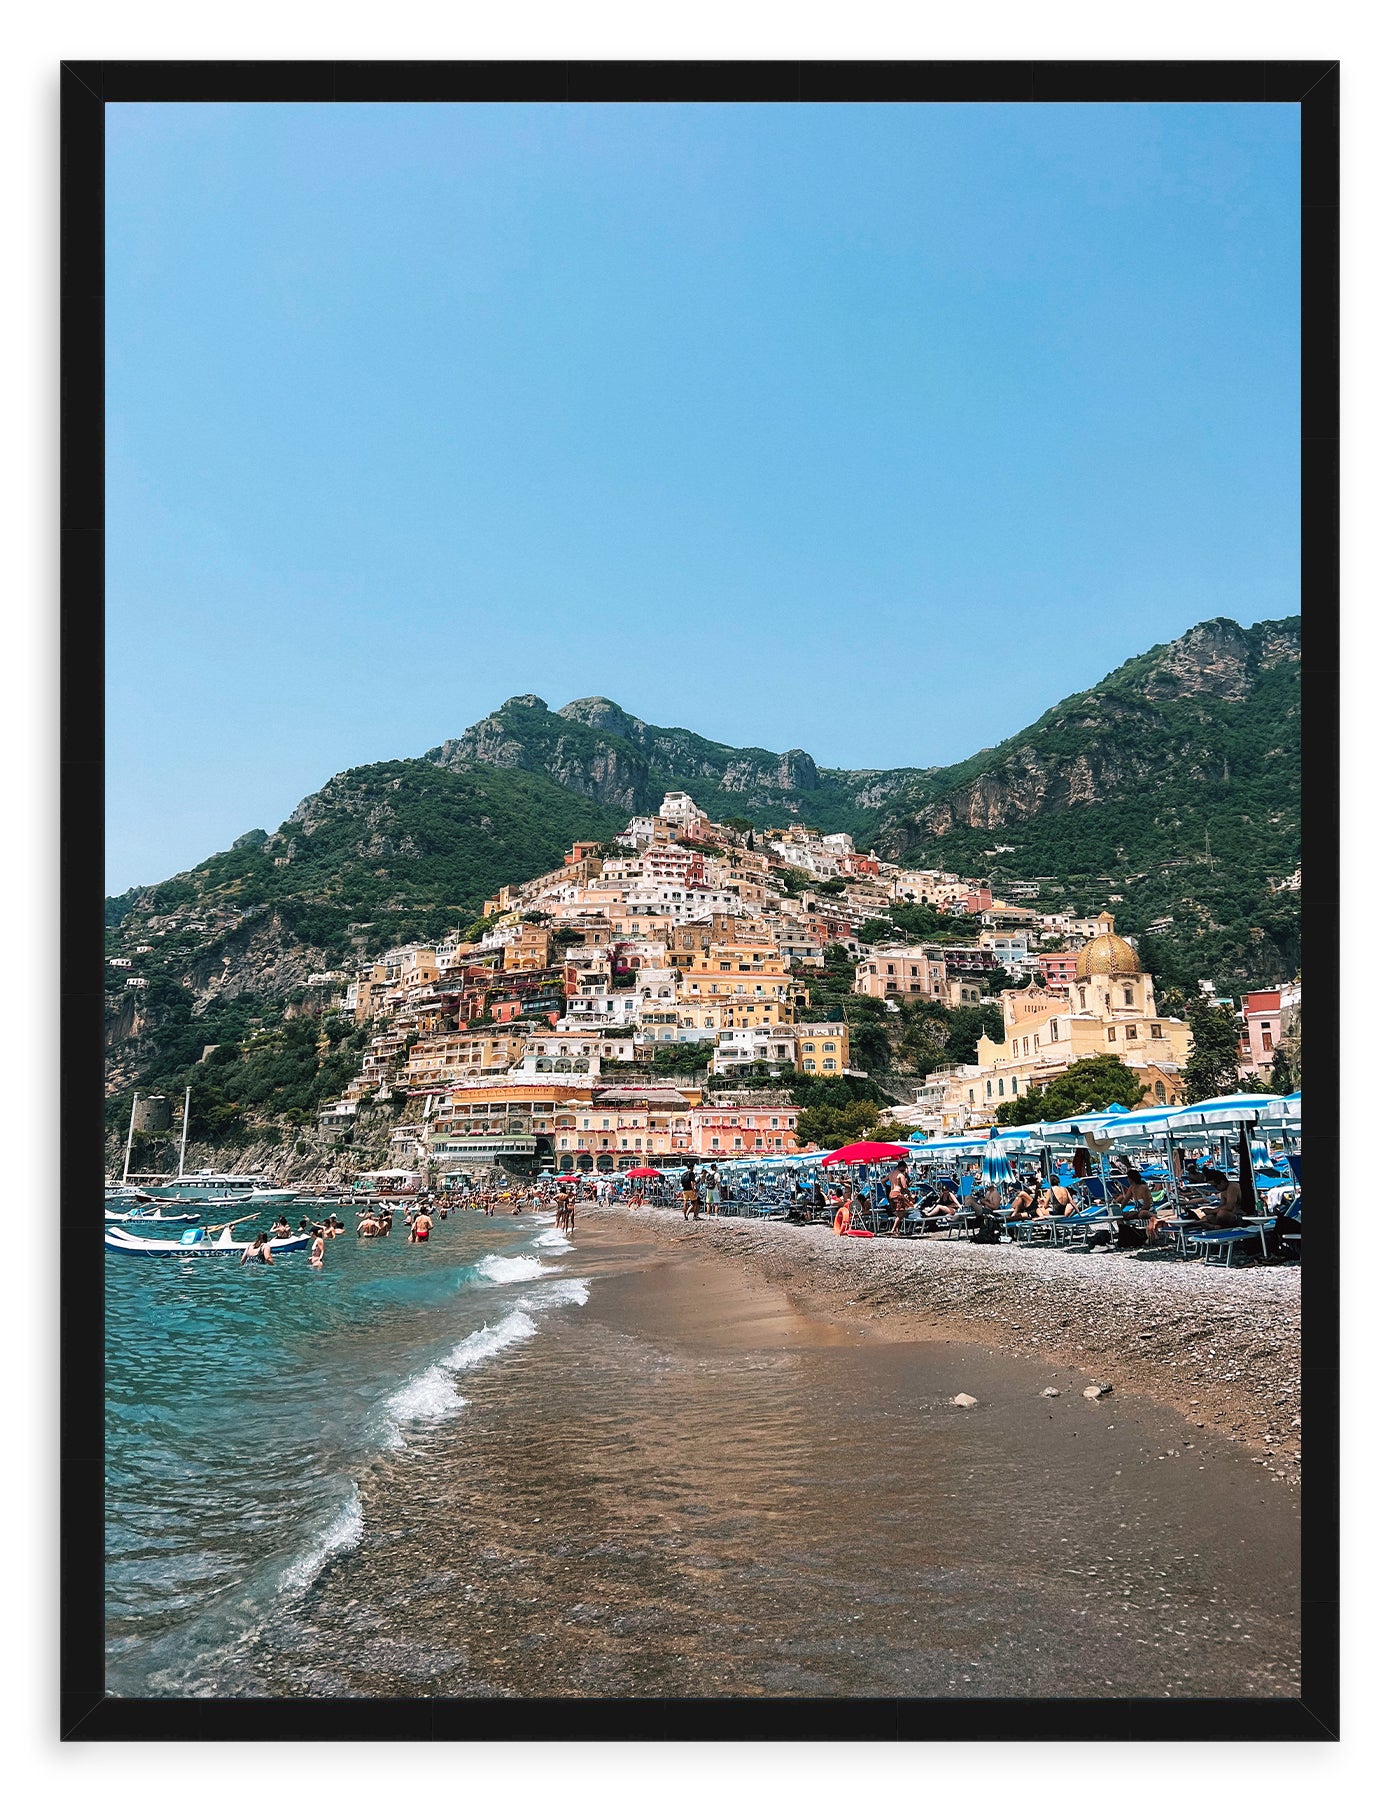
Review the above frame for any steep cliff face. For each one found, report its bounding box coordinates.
[876,616,1301,847]
[429,694,900,829]
[872,616,1301,995]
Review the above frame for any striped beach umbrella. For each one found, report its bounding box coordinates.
[981,1132,1013,1188]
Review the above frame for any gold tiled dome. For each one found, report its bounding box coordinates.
[1075,933,1143,979]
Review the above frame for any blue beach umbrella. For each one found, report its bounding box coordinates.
[981,1131,1013,1188]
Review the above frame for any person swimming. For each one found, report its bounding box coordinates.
[240,1232,274,1266]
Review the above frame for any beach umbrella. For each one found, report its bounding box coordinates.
[820,1142,907,1165]
[555,1173,580,1184]
[627,1166,663,1179]
[981,1131,1013,1188]
[1165,1093,1276,1132]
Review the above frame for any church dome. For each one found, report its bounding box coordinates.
[1075,933,1143,979]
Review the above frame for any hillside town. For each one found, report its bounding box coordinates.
[174,789,1296,1182]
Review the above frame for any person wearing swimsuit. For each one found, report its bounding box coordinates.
[410,1208,432,1243]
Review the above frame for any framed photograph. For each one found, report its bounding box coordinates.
[63,59,1338,1740]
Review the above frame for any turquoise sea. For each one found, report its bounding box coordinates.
[104,1206,586,1696]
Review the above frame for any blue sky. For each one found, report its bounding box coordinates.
[106,101,1299,894]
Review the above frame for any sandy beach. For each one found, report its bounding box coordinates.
[597,1204,1303,1474]
[224,1204,1300,1700]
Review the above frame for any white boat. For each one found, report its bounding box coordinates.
[119,1088,296,1207]
[127,1171,299,1207]
[104,1225,312,1258]
[105,1182,156,1207]
[104,1208,200,1223]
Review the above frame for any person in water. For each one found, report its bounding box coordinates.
[241,1232,274,1266]
[271,1217,292,1240]
[356,1213,379,1239]
[410,1207,433,1243]
[309,1229,326,1269]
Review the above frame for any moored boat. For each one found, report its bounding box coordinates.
[104,1208,201,1223]
[104,1225,312,1258]
[127,1171,299,1207]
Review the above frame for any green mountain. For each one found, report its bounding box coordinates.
[865,616,1302,994]
[426,692,916,835]
[105,614,1301,1136]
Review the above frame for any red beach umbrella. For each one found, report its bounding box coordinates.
[627,1166,663,1179]
[554,1173,580,1184]
[821,1142,907,1165]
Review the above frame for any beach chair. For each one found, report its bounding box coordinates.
[1189,1226,1265,1267]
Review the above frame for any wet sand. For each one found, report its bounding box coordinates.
[609,1205,1304,1470]
[233,1209,1300,1699]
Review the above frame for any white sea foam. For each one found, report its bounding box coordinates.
[379,1308,539,1447]
[523,1278,591,1312]
[381,1364,469,1444]
[277,1488,364,1597]
[531,1226,574,1255]
[479,1253,548,1283]
[441,1307,537,1370]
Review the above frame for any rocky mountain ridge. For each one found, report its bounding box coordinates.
[105,613,1301,1117]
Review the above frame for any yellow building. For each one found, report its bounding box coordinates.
[681,946,791,1003]
[502,925,550,973]
[406,1027,526,1088]
[796,1022,850,1075]
[957,932,1193,1124]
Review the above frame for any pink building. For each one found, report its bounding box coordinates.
[1038,950,1079,985]
[1239,981,1299,1080]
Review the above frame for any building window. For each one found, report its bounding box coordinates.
[1150,1024,1162,1039]
[1154,1082,1166,1103]
[1050,1019,1059,1042]
[1011,1078,1018,1094]
[1126,1025,1137,1040]
[1106,1027,1116,1042]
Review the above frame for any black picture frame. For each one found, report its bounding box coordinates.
[62,58,1339,1742]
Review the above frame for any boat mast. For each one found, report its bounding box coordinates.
[122,1093,139,1183]
[178,1085,192,1179]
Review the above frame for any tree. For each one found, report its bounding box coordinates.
[856,916,894,944]
[720,816,754,833]
[795,1097,882,1150]
[850,1020,891,1073]
[941,1004,1004,1066]
[995,1054,1146,1125]
[1182,998,1244,1102]
[983,966,1032,996]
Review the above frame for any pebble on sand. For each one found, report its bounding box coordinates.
[1041,1387,1060,1398]
[952,1393,978,1409]
[1083,1384,1114,1400]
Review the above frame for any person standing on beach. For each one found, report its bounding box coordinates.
[679,1166,698,1220]
[887,1161,913,1234]
[705,1167,721,1215]
[832,1189,853,1235]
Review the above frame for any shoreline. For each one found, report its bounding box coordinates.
[580,1204,1302,1480]
[225,1205,1300,1698]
